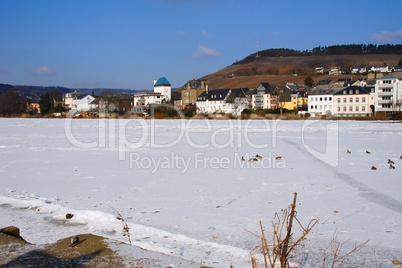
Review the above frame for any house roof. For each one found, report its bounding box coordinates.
[254,82,275,94]
[76,94,93,100]
[377,73,402,80]
[310,88,342,95]
[333,86,372,95]
[133,91,162,97]
[154,77,171,86]
[185,79,206,89]
[197,88,249,102]
[226,88,249,103]
[316,79,332,86]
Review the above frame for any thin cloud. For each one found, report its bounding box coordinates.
[202,30,212,39]
[192,45,220,58]
[30,65,55,75]
[371,30,402,42]
[177,30,187,36]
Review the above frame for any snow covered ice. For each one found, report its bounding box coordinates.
[1,118,402,267]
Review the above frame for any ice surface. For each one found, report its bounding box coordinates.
[1,118,401,267]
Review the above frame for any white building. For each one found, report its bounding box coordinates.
[196,88,249,116]
[63,91,83,109]
[375,72,402,114]
[72,95,97,112]
[153,77,171,102]
[350,65,367,74]
[308,88,338,117]
[133,92,163,106]
[251,82,277,109]
[314,67,325,74]
[329,66,342,75]
[370,66,390,73]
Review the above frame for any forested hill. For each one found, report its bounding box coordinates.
[236,44,402,65]
[0,84,141,102]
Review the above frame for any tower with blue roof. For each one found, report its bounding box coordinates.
[153,77,171,102]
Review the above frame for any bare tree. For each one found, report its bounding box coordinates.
[274,85,291,116]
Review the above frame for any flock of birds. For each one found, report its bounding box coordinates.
[346,149,400,170]
[241,154,282,162]
[239,150,399,171]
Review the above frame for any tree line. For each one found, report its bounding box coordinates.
[0,83,65,116]
[235,44,402,64]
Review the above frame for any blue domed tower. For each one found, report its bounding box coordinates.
[154,77,171,102]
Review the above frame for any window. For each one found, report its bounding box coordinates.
[329,97,332,101]
[343,107,346,112]
[349,97,353,103]
[355,106,359,112]
[343,98,347,103]
[320,97,322,101]
[362,106,366,112]
[310,105,313,109]
[356,97,359,103]
[337,98,341,103]
[349,106,353,112]
[337,107,341,112]
[362,97,366,103]
[324,97,327,101]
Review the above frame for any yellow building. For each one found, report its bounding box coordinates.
[277,84,308,111]
[182,79,208,106]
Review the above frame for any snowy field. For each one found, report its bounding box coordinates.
[0,118,401,267]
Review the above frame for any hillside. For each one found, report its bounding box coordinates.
[199,54,402,90]
[0,84,141,102]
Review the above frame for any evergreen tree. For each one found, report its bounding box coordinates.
[39,92,52,114]
[0,89,25,115]
[304,76,315,87]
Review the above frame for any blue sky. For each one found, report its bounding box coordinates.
[1,0,401,90]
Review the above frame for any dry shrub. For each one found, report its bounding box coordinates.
[265,114,277,120]
[316,233,369,268]
[248,193,372,268]
[255,110,266,117]
[154,112,164,119]
[248,192,318,268]
[109,206,132,245]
